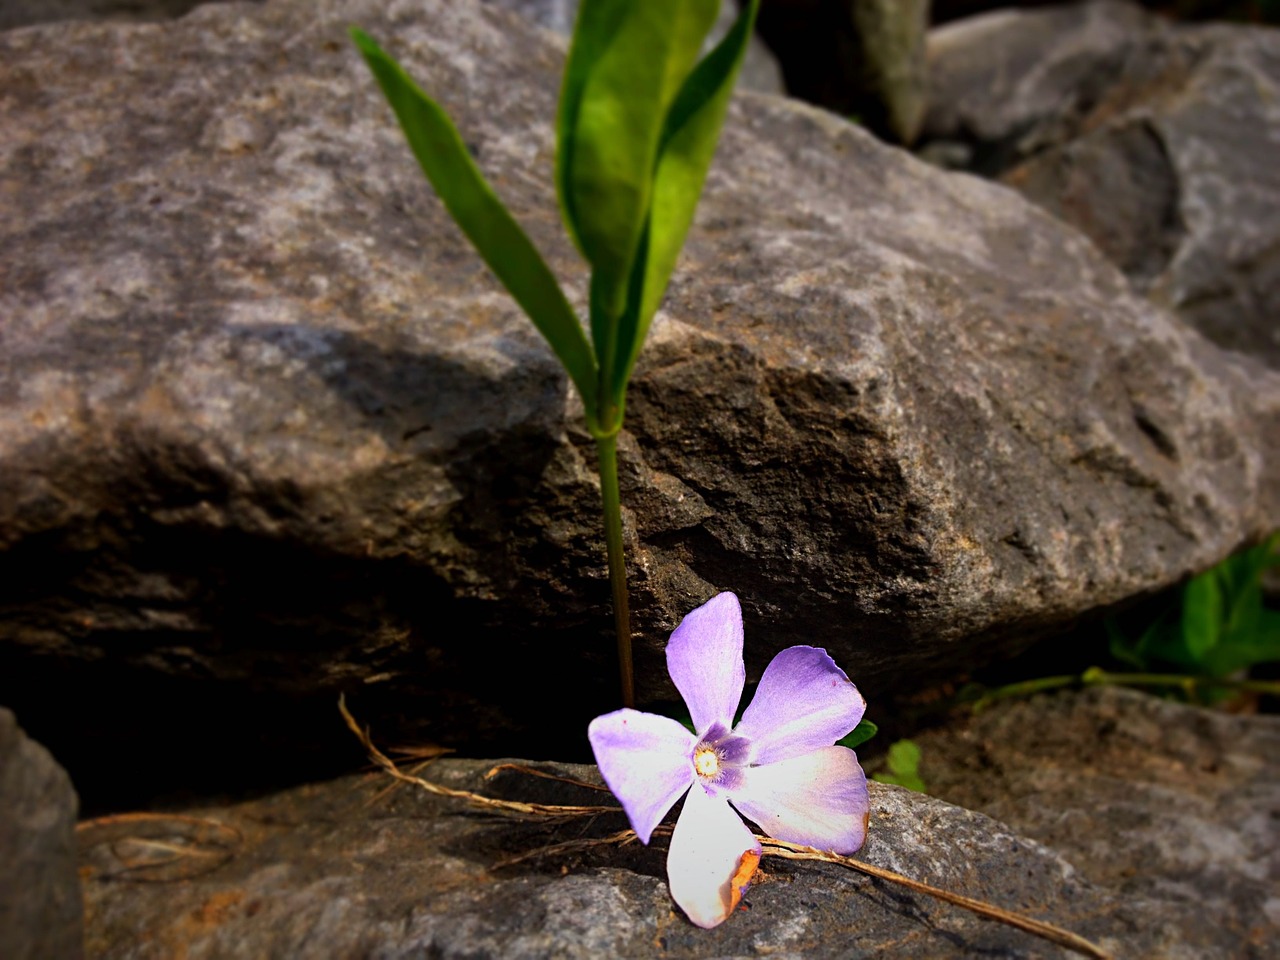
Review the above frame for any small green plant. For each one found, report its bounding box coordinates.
[872,739,926,793]
[351,1,760,707]
[964,533,1280,711]
[1108,533,1280,682]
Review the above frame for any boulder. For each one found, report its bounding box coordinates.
[924,0,1280,368]
[913,686,1280,955]
[72,757,1189,958]
[0,0,1277,796]
[0,0,258,31]
[0,708,83,960]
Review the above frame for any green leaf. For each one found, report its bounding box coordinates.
[1203,609,1280,676]
[610,0,760,403]
[1221,535,1278,639]
[1182,569,1224,662]
[351,28,598,415]
[837,718,878,750]
[556,0,719,374]
[872,738,926,793]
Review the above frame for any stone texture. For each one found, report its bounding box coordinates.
[924,0,1280,368]
[0,708,84,960]
[0,0,1278,789]
[914,686,1280,958]
[0,0,258,31]
[922,0,1154,170]
[73,757,1196,958]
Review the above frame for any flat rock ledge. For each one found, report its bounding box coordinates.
[79,687,1280,958]
[916,685,1280,958]
[76,756,1163,959]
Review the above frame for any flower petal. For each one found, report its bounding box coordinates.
[666,592,746,735]
[733,645,866,765]
[588,709,696,844]
[729,745,869,854]
[667,783,762,928]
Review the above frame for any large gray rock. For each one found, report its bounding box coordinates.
[925,0,1280,368]
[914,686,1280,957]
[0,0,257,30]
[0,708,83,960]
[923,0,1156,168]
[0,0,1278,782]
[71,757,1192,958]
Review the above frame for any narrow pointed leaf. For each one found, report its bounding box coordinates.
[556,0,719,357]
[351,29,597,412]
[610,0,759,401]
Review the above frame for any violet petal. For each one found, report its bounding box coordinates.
[665,592,746,735]
[733,645,866,765]
[588,709,696,844]
[667,783,763,928]
[729,745,870,854]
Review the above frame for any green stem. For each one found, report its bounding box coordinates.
[972,675,1079,706]
[1080,668,1280,697]
[596,432,634,708]
[972,668,1280,710]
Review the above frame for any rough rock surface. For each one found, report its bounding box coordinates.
[914,686,1280,956]
[0,0,258,31]
[0,708,83,960]
[923,0,1156,170]
[1,0,1278,787]
[924,0,1280,367]
[75,757,1210,958]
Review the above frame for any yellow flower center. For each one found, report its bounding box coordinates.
[693,745,720,778]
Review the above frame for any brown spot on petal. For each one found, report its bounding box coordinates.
[728,848,761,913]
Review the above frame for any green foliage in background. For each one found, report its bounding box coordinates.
[1108,533,1280,682]
[964,534,1280,711]
[872,739,927,793]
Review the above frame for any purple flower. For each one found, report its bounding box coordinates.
[588,592,870,928]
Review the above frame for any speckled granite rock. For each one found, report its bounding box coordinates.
[924,0,1280,367]
[914,686,1280,956]
[0,0,1278,789]
[0,708,83,960]
[0,0,258,30]
[72,759,1187,958]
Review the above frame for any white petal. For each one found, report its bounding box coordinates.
[730,746,869,853]
[666,783,762,928]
